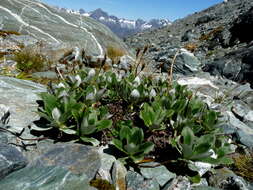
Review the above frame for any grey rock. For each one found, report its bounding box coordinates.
[31,71,58,79]
[221,111,253,148]
[0,0,129,56]
[97,147,116,183]
[192,187,221,190]
[209,168,251,190]
[0,143,28,179]
[0,133,8,144]
[126,170,160,190]
[230,7,253,44]
[162,176,191,190]
[29,143,101,180]
[0,166,95,190]
[140,162,176,186]
[118,55,133,71]
[232,100,251,120]
[112,160,127,190]
[0,76,46,134]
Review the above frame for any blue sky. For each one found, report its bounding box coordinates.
[42,0,223,21]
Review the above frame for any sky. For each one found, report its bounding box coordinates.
[41,0,224,21]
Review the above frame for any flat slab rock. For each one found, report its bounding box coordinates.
[0,143,100,190]
[0,76,46,133]
[0,143,28,179]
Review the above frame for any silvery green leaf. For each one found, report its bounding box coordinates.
[60,127,76,135]
[52,107,61,121]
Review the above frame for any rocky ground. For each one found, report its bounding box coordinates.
[0,0,253,190]
[126,0,253,87]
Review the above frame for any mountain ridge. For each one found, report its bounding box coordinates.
[58,7,171,38]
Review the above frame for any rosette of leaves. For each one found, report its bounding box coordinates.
[178,127,233,164]
[72,106,112,146]
[112,124,154,163]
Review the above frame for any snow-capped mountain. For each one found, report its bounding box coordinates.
[61,8,171,38]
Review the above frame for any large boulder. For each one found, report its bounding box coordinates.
[203,45,253,87]
[0,0,129,56]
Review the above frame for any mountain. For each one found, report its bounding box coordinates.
[126,0,253,87]
[0,0,129,56]
[61,8,171,38]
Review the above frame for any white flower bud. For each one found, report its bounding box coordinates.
[75,75,82,86]
[88,69,96,78]
[150,89,156,98]
[57,82,65,88]
[133,76,141,86]
[130,89,140,98]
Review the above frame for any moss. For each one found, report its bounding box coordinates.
[90,179,116,190]
[233,152,253,182]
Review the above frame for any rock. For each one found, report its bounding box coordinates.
[97,147,117,183]
[0,143,28,179]
[29,143,101,180]
[0,133,8,144]
[162,176,191,190]
[181,29,196,42]
[0,0,130,56]
[31,71,58,80]
[112,160,127,190]
[176,49,202,72]
[195,15,214,26]
[220,111,253,148]
[204,46,253,87]
[0,166,95,190]
[230,7,253,44]
[126,170,160,190]
[118,55,133,71]
[160,48,202,75]
[140,162,176,187]
[192,187,221,190]
[0,76,46,134]
[208,168,251,190]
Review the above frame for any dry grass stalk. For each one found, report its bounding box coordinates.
[168,50,180,85]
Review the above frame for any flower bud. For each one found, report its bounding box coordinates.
[130,89,140,98]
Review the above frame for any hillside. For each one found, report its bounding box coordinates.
[126,0,253,86]
[0,0,129,56]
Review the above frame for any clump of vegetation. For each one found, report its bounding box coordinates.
[32,51,233,181]
[184,43,198,52]
[13,48,50,73]
[233,152,253,182]
[106,46,125,64]
[0,30,21,37]
[90,179,115,190]
[199,26,224,41]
